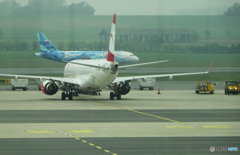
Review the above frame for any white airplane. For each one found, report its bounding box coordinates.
[0,14,214,100]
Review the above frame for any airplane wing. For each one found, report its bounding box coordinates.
[0,74,79,85]
[113,59,215,83]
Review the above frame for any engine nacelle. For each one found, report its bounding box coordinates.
[118,82,131,95]
[41,80,59,95]
[168,75,173,80]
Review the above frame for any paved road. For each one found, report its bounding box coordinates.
[0,137,239,155]
[0,91,239,155]
[0,81,227,91]
[0,109,239,123]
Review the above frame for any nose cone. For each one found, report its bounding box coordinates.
[133,56,139,62]
[35,53,40,56]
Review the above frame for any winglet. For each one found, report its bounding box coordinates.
[106,14,116,62]
[206,59,215,73]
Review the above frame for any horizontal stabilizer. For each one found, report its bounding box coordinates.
[119,60,169,69]
[65,61,109,69]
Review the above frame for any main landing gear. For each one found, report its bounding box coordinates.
[110,92,121,100]
[93,92,101,96]
[61,91,73,100]
[61,85,74,100]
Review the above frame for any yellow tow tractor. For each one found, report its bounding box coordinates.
[225,81,239,95]
[239,82,240,94]
[195,80,215,94]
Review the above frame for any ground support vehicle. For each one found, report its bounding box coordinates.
[0,79,10,84]
[10,79,28,91]
[225,81,239,95]
[137,78,156,90]
[195,80,214,94]
[238,82,240,95]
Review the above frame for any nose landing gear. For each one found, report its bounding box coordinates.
[61,84,74,100]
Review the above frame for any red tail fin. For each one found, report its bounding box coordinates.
[106,14,116,62]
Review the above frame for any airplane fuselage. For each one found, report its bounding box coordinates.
[35,50,139,63]
[64,59,118,91]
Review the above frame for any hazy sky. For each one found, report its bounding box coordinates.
[3,0,240,15]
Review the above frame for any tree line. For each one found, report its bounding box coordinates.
[0,0,95,16]
[0,40,239,54]
[224,2,240,16]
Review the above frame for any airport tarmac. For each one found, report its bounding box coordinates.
[0,89,239,155]
[0,80,227,91]
[0,67,239,74]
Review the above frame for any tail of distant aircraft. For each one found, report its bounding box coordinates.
[37,33,57,52]
[106,14,116,62]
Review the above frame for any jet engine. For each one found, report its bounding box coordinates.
[117,82,131,95]
[168,75,173,80]
[41,80,59,95]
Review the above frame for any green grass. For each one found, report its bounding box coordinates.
[0,51,239,68]
[0,15,240,44]
[0,50,65,68]
[130,52,240,67]
[0,15,239,81]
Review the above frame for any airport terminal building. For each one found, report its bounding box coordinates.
[99,29,194,43]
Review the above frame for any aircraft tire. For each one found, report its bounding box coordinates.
[117,93,121,100]
[69,92,73,100]
[110,92,114,100]
[62,92,66,100]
